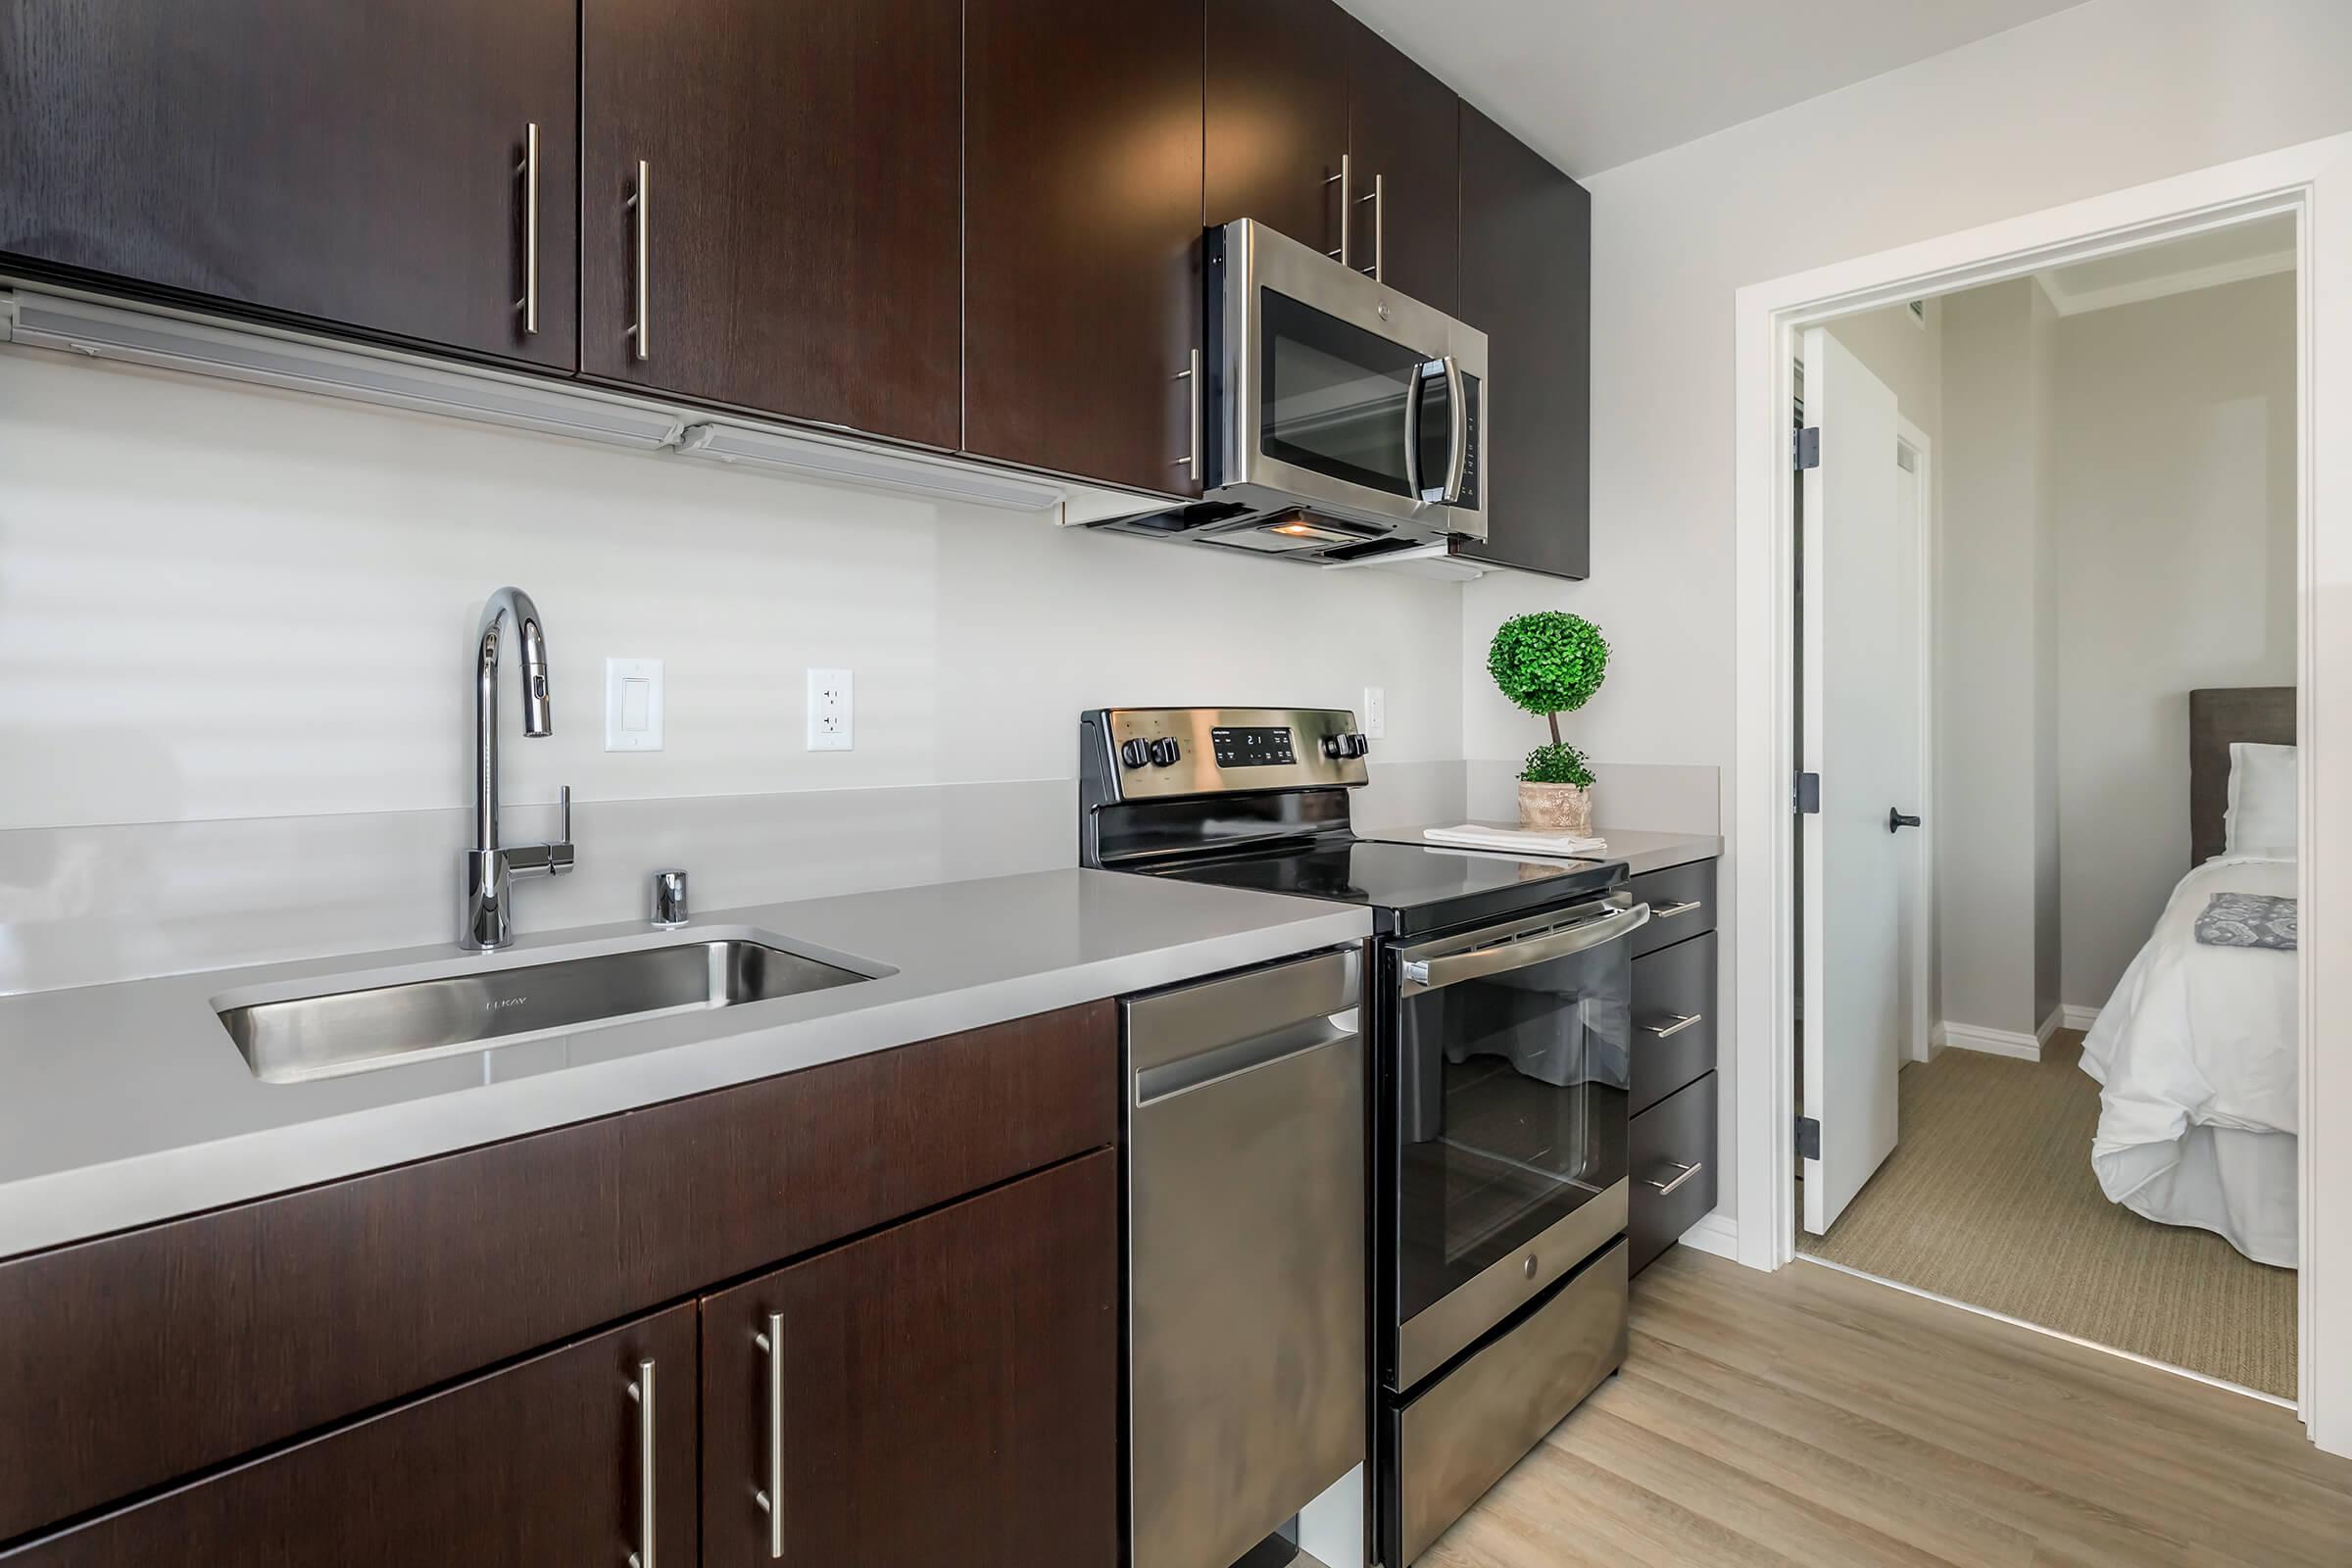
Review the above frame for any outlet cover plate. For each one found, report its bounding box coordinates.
[807,667,853,751]
[605,657,664,752]
[1362,686,1387,739]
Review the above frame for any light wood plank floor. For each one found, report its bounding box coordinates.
[1422,1248,2352,1568]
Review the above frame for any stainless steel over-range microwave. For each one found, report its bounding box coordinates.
[1088,219,1489,565]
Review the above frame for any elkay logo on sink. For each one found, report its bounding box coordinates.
[484,996,530,1012]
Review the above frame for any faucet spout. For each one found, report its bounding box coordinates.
[462,587,573,951]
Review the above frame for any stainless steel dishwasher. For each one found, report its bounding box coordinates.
[1128,946,1366,1568]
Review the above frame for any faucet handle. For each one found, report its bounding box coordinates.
[550,785,576,875]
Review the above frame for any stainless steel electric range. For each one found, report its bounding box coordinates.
[1080,707,1648,1567]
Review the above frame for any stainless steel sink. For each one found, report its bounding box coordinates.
[219,937,874,1084]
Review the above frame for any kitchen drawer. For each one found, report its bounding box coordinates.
[1631,931,1717,1115]
[1629,1072,1717,1277]
[1628,858,1716,958]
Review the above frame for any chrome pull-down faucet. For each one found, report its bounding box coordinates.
[460,586,575,951]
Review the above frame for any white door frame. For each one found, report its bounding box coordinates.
[1731,131,2352,1453]
[1896,415,1936,1067]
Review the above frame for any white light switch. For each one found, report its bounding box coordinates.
[605,658,664,752]
[1362,685,1387,739]
[808,667,853,751]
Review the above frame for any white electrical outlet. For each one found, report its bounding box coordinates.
[807,667,853,751]
[1362,685,1387,739]
[604,658,664,752]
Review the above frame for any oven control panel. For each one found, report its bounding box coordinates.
[1083,708,1369,801]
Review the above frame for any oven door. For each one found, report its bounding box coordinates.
[1388,894,1645,1390]
[1213,219,1488,540]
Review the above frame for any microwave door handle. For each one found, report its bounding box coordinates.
[1441,354,1469,503]
[1402,360,1427,498]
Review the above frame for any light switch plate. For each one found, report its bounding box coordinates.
[605,657,664,752]
[808,667,853,751]
[1362,685,1387,739]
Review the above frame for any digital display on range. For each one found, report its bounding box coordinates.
[1210,726,1297,767]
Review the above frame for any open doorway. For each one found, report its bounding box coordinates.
[1791,217,2301,1398]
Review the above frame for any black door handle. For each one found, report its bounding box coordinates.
[1888,808,1923,832]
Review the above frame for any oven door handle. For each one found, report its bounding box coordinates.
[1399,902,1649,993]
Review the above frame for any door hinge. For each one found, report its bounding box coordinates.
[1796,1116,1821,1161]
[1794,426,1821,469]
[1794,771,1821,814]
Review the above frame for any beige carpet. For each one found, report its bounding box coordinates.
[1797,1030,2297,1397]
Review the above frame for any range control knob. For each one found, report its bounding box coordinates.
[1149,737,1181,767]
[1342,732,1371,759]
[1118,738,1152,769]
[1321,734,1345,760]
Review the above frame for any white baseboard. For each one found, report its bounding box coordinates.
[2036,1006,2064,1049]
[2060,1004,2101,1031]
[1933,1020,2042,1061]
[1676,1210,1740,1260]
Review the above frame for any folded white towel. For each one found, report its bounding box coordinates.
[1422,823,1608,858]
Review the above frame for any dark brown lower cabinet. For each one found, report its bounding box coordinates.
[4,1304,699,1567]
[701,1151,1120,1567]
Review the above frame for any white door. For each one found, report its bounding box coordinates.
[1800,327,1913,1234]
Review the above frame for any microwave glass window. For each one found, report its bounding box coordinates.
[1259,290,1427,499]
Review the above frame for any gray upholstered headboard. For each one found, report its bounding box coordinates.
[2189,687,2295,865]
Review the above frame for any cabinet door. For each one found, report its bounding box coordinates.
[965,0,1204,497]
[1345,20,1459,313]
[4,1305,699,1567]
[1451,106,1592,579]
[1205,0,1351,259]
[700,1152,1119,1567]
[581,0,960,446]
[0,0,576,369]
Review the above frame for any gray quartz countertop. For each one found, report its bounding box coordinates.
[1369,823,1722,878]
[0,869,1368,1261]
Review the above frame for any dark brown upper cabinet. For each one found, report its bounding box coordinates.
[580,0,961,448]
[1452,106,1592,580]
[965,0,1206,498]
[699,1152,1119,1567]
[1346,18,1461,315]
[0,0,577,369]
[1204,0,1352,259]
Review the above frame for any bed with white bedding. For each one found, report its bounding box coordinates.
[2077,688,2297,1268]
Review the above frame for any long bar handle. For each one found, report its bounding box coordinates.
[1651,900,1703,919]
[627,160,652,362]
[1171,349,1202,482]
[514,122,540,334]
[1647,1160,1704,1197]
[1358,172,1385,280]
[1324,153,1351,267]
[627,1358,657,1568]
[752,1314,784,1559]
[1400,902,1650,993]
[1442,352,1469,502]
[1640,1012,1703,1039]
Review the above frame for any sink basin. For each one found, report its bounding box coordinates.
[219,937,874,1084]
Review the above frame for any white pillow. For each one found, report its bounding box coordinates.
[2224,742,2298,858]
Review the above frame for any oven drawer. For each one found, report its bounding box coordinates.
[1631,931,1716,1114]
[1391,1238,1627,1566]
[1627,858,1715,958]
[1629,1072,1717,1276]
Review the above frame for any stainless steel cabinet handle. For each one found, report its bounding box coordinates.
[1647,1160,1704,1197]
[1640,1012,1703,1039]
[514,122,540,334]
[627,1358,657,1568]
[1172,348,1202,482]
[1652,900,1703,919]
[1324,153,1351,266]
[627,160,652,362]
[752,1314,783,1559]
[1358,172,1385,280]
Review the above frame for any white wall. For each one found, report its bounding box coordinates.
[1462,0,2352,1218]
[2055,271,2300,1010]
[0,343,1464,989]
[1935,277,2062,1039]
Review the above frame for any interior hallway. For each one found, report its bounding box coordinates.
[1424,1248,2350,1568]
[1797,1032,2294,1397]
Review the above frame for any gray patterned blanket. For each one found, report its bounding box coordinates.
[2195,892,2297,951]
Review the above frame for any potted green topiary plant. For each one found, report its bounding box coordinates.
[1487,610,1609,834]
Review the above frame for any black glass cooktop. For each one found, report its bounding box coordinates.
[1139,836,1625,936]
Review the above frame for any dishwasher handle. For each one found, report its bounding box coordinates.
[1135,1009,1358,1106]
